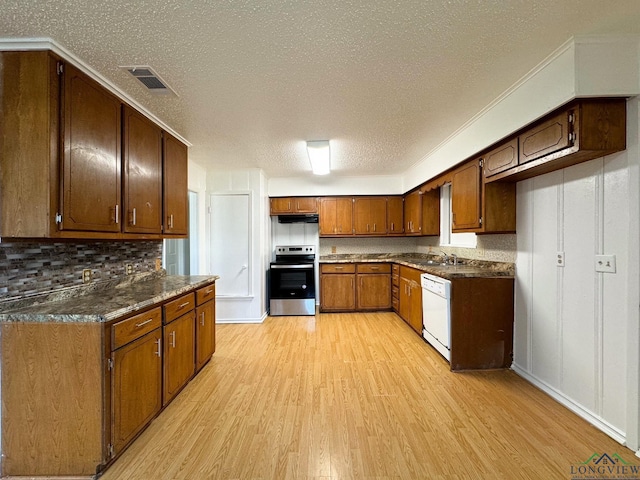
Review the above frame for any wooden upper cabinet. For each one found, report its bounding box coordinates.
[270,197,318,215]
[319,197,353,236]
[0,51,60,238]
[452,157,516,233]
[62,63,122,233]
[353,197,386,235]
[451,159,481,231]
[163,133,189,236]
[403,190,422,235]
[387,196,404,235]
[123,106,163,234]
[483,138,518,178]
[519,108,573,165]
[486,99,626,183]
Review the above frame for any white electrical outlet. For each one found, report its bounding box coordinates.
[126,263,133,275]
[556,251,565,267]
[595,254,616,273]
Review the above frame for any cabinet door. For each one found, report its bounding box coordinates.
[319,197,353,235]
[112,329,162,455]
[163,133,188,236]
[270,197,293,214]
[123,106,163,234]
[484,138,518,178]
[62,64,121,232]
[163,312,195,405]
[387,196,404,235]
[407,281,423,334]
[451,159,481,231]
[403,191,422,234]
[519,109,573,165]
[293,197,318,213]
[354,197,386,235]
[318,197,337,235]
[320,274,355,311]
[335,197,353,235]
[357,274,391,310]
[399,277,411,323]
[195,301,215,372]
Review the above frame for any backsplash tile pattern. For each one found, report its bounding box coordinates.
[0,241,162,301]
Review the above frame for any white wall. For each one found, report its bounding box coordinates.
[188,160,209,275]
[513,97,640,447]
[207,169,269,323]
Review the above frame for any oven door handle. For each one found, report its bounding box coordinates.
[271,264,314,269]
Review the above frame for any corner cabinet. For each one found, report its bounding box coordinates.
[0,50,188,240]
[0,279,216,478]
[451,157,516,234]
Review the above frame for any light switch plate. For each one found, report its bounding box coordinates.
[595,254,616,273]
[556,251,565,267]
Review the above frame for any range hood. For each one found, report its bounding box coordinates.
[277,214,319,224]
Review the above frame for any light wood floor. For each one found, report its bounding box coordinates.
[100,312,636,479]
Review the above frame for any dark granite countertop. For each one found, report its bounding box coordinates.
[319,253,514,279]
[0,271,220,323]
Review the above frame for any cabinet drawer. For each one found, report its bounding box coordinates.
[392,264,399,275]
[320,263,356,274]
[196,284,216,305]
[392,295,399,311]
[356,263,391,274]
[164,293,195,323]
[392,285,399,299]
[392,274,399,287]
[112,307,162,349]
[519,109,573,165]
[483,138,518,177]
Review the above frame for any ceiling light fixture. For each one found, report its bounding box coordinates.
[306,140,331,175]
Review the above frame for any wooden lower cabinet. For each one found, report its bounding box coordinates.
[356,264,391,310]
[398,266,423,334]
[320,263,393,312]
[163,311,196,405]
[196,299,216,371]
[111,328,162,455]
[0,280,216,478]
[320,272,356,311]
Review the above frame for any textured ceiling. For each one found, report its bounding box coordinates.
[3,1,640,178]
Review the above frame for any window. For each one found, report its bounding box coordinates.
[440,183,477,248]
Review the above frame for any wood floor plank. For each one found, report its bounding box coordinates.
[100,312,637,479]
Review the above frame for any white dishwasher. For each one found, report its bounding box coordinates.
[421,273,452,361]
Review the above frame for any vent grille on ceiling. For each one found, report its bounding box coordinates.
[120,65,177,96]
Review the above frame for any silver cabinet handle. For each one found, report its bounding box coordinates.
[178,302,190,309]
[132,207,137,226]
[154,338,161,357]
[206,288,214,294]
[200,312,205,326]
[168,214,174,229]
[135,318,153,328]
[114,204,119,224]
[170,330,176,348]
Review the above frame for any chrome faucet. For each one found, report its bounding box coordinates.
[451,253,458,266]
[441,252,449,264]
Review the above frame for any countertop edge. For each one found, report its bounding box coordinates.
[0,275,220,324]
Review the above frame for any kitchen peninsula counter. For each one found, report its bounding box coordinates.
[319,253,514,279]
[0,271,220,323]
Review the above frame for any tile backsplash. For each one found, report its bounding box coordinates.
[0,241,162,301]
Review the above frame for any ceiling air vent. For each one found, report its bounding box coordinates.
[120,65,177,96]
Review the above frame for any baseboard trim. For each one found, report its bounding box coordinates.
[512,364,627,446]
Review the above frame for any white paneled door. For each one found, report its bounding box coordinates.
[515,152,629,442]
